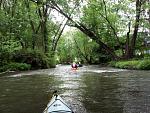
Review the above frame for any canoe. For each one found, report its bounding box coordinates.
[77,64,83,67]
[71,68,78,70]
[43,94,74,113]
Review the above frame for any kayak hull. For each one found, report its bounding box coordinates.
[43,95,73,113]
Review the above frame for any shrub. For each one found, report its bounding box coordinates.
[0,62,31,72]
[45,53,56,68]
[109,61,116,67]
[144,54,150,60]
[110,59,150,70]
[137,60,150,70]
[0,51,12,66]
[12,50,55,69]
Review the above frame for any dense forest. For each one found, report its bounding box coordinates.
[0,0,150,72]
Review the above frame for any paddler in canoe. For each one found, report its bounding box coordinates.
[71,62,78,70]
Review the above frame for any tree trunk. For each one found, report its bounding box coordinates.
[124,0,143,59]
[43,21,49,53]
[124,21,131,59]
[51,19,69,52]
[43,5,49,53]
[75,22,121,60]
[148,1,150,34]
[50,3,120,60]
[38,5,49,53]
[128,0,142,58]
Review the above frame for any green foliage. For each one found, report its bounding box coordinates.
[144,54,150,59]
[45,53,56,68]
[0,0,150,71]
[12,50,55,69]
[115,60,139,69]
[137,59,150,70]
[0,0,57,71]
[56,34,75,63]
[109,61,116,67]
[0,63,31,72]
[80,0,120,48]
[0,51,12,66]
[57,30,113,64]
[0,49,56,72]
[110,59,150,70]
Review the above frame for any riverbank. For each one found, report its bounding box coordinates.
[0,50,56,73]
[0,70,20,77]
[109,58,150,70]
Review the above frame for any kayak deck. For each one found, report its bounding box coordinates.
[43,94,74,113]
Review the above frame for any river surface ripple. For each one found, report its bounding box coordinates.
[0,65,150,113]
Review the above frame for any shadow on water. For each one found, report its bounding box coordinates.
[0,75,61,113]
[80,73,124,113]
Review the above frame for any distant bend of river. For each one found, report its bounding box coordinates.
[0,65,150,113]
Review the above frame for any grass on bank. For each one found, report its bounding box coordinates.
[110,58,150,70]
[0,62,31,72]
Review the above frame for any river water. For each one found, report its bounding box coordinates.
[0,65,150,113]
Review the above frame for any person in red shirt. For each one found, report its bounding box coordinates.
[71,62,77,69]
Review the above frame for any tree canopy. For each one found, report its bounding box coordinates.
[0,0,150,71]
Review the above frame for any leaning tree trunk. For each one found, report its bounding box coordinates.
[51,19,69,52]
[50,2,121,60]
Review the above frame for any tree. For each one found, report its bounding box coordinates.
[124,0,144,58]
[48,0,147,60]
[0,0,64,68]
[72,31,99,63]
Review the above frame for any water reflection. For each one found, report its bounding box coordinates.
[118,71,150,113]
[0,66,150,113]
[80,73,124,113]
[0,75,60,113]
